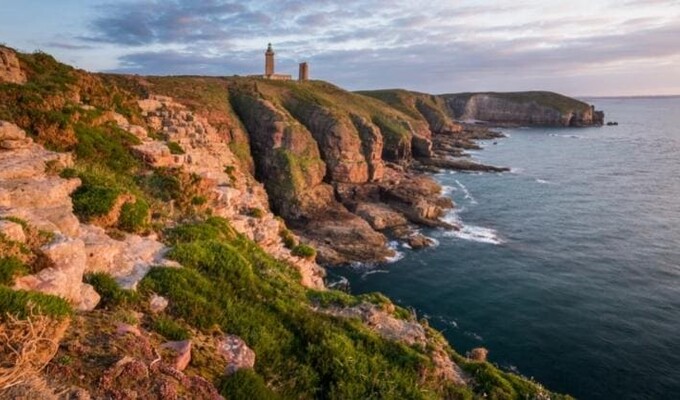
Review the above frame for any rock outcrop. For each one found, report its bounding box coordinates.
[0,46,27,84]
[1,121,174,309]
[136,95,327,289]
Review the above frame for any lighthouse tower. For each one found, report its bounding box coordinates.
[265,43,275,77]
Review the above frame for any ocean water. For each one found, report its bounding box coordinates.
[332,97,680,399]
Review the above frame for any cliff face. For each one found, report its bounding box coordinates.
[442,91,604,127]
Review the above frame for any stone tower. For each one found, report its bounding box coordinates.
[265,43,275,77]
[298,62,309,81]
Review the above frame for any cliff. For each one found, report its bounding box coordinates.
[360,89,605,127]
[0,46,573,399]
[442,91,604,127]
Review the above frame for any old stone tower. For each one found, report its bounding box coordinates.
[298,62,309,81]
[264,43,275,77]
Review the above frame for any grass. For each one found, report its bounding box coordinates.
[118,199,150,233]
[0,286,72,320]
[167,141,185,155]
[83,273,139,310]
[137,218,455,398]
[151,315,191,341]
[0,257,28,285]
[72,185,121,221]
[291,243,316,259]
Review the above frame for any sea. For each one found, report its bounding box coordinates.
[331,97,680,400]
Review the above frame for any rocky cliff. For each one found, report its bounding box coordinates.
[360,89,605,127]
[0,46,573,399]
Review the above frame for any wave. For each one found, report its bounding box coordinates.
[361,269,389,279]
[536,178,553,184]
[464,331,484,341]
[442,211,504,245]
[452,224,504,245]
[549,133,584,139]
[384,241,405,263]
[455,179,478,204]
[327,275,349,289]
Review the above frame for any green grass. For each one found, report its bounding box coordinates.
[219,369,279,400]
[138,218,454,398]
[84,272,139,310]
[291,243,316,259]
[0,256,28,285]
[118,199,150,233]
[72,184,121,220]
[0,286,72,319]
[167,141,185,155]
[152,315,191,341]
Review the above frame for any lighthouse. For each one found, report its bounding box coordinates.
[264,43,275,77]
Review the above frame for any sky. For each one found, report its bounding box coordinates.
[1,0,679,96]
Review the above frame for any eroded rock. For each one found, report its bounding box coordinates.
[0,46,27,84]
[217,335,256,375]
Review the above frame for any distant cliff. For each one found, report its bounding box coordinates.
[443,91,604,127]
[360,89,605,127]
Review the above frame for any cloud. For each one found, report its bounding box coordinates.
[64,0,680,95]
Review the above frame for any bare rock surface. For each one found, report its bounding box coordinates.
[0,121,172,308]
[0,46,27,84]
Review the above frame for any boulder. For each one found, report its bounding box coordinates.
[217,335,256,375]
[0,46,27,84]
[0,219,26,242]
[468,347,489,362]
[149,294,169,313]
[354,202,407,231]
[0,120,27,141]
[161,340,192,372]
[406,234,435,249]
[13,235,97,309]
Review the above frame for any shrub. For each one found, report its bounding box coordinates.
[72,185,120,220]
[58,168,78,179]
[0,287,72,319]
[84,272,138,309]
[291,244,316,259]
[118,199,150,233]
[0,257,28,285]
[167,141,185,155]
[247,207,264,218]
[191,195,207,206]
[279,228,296,249]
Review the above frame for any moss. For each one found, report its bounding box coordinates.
[0,286,72,319]
[291,243,316,259]
[84,272,139,310]
[118,199,150,233]
[167,141,185,155]
[0,256,28,285]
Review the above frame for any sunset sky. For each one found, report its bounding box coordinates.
[2,0,679,96]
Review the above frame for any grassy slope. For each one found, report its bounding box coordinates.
[0,48,572,399]
[361,89,592,117]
